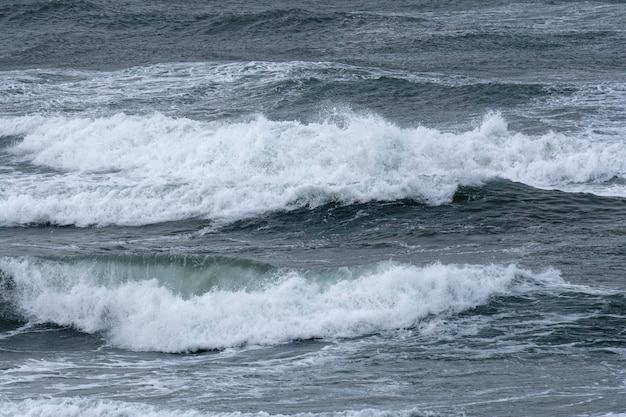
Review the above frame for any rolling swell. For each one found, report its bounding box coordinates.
[453,180,626,216]
[0,61,552,127]
[211,180,626,266]
[3,0,624,78]
[270,77,548,126]
[214,179,626,234]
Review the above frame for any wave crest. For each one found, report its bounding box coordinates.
[0,257,559,352]
[1,112,625,226]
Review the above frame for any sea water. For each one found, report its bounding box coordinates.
[1,1,625,416]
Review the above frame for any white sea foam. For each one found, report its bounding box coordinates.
[0,398,435,417]
[0,257,560,352]
[1,112,625,226]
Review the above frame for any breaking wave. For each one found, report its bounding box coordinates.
[1,112,625,227]
[0,256,561,352]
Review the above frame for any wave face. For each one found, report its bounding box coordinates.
[1,112,625,227]
[0,256,557,352]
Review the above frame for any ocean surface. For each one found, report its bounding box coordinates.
[1,1,626,416]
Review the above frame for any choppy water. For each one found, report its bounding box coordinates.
[1,1,626,416]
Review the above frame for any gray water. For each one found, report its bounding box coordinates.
[1,1,626,416]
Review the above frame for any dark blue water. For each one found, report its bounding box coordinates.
[1,1,625,416]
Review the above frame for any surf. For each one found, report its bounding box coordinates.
[0,256,562,353]
[1,111,625,227]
